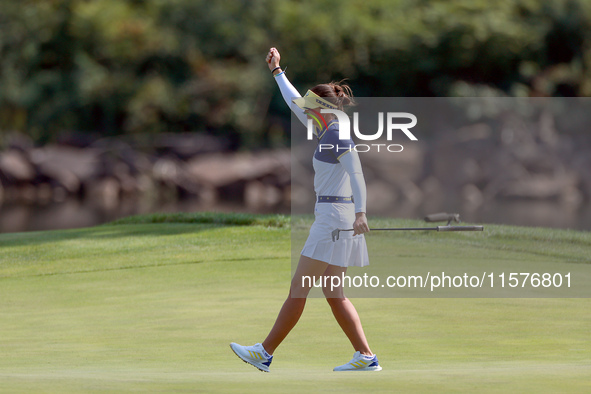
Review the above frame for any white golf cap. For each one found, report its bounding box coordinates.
[292,90,339,110]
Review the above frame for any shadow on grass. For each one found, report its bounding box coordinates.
[6,256,285,279]
[0,223,219,248]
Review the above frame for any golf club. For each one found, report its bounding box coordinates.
[331,224,484,242]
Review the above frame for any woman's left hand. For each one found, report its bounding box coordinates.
[352,212,370,236]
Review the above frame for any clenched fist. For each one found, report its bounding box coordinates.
[266,47,281,72]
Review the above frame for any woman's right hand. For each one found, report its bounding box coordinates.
[352,212,370,237]
[266,47,281,72]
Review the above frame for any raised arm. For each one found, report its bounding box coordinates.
[266,47,307,126]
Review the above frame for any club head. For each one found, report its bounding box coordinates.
[331,229,340,242]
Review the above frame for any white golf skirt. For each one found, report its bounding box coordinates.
[301,202,369,267]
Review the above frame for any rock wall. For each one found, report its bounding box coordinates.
[0,133,290,212]
[1,124,589,214]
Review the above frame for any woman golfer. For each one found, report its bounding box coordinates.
[230,47,381,372]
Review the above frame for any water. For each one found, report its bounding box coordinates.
[1,197,589,233]
[0,198,287,233]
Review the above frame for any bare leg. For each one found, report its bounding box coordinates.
[323,265,373,356]
[262,255,328,355]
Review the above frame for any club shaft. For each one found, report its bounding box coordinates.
[340,226,484,232]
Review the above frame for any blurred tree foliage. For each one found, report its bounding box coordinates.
[0,0,590,146]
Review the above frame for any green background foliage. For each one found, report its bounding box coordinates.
[1,0,590,146]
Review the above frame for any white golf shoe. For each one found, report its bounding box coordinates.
[333,351,382,371]
[230,342,273,372]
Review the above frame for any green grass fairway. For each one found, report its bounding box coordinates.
[0,214,589,393]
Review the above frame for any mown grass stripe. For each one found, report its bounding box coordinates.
[108,212,290,228]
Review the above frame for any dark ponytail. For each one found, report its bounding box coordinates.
[311,80,355,110]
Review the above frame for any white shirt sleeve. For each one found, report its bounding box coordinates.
[274,73,308,126]
[339,150,367,213]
